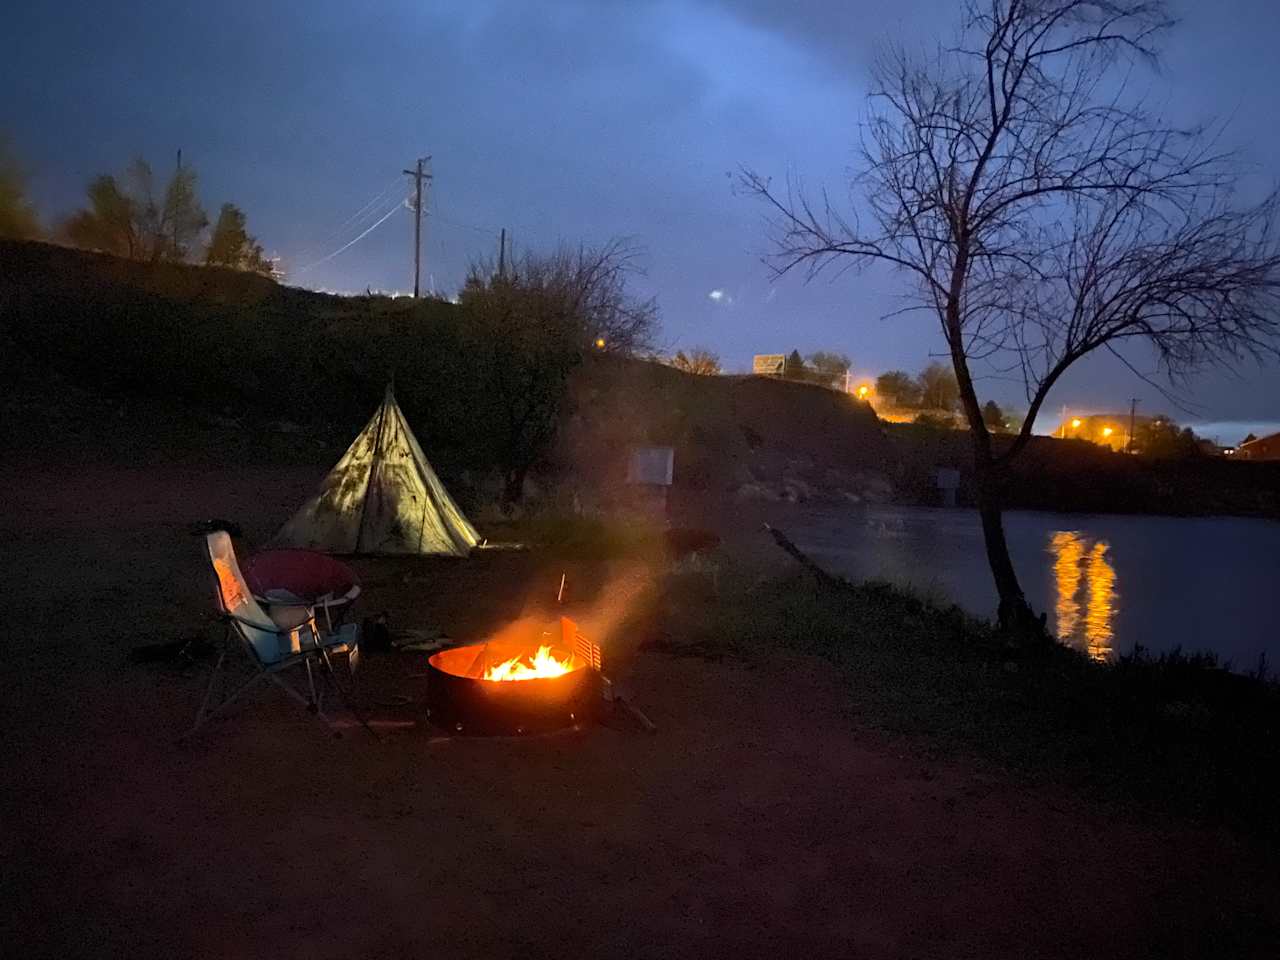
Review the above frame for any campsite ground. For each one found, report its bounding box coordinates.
[3,445,1279,959]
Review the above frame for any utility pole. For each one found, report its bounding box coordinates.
[498,227,506,278]
[1128,398,1140,454]
[402,156,431,298]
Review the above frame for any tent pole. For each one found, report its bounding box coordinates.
[355,386,391,553]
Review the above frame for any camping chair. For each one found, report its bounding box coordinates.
[183,531,372,740]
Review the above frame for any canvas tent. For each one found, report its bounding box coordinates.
[274,386,479,556]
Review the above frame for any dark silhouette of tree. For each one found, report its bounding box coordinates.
[671,348,721,375]
[205,203,272,275]
[744,0,1280,634]
[1241,433,1258,446]
[461,240,660,507]
[62,157,206,262]
[918,362,959,411]
[807,350,851,388]
[982,400,1008,432]
[548,239,658,355]
[784,349,807,380]
[1134,416,1201,458]
[0,135,39,239]
[875,370,921,407]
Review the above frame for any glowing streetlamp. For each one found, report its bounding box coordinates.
[1070,418,1082,430]
[1102,426,1114,438]
[856,384,871,400]
[594,337,606,350]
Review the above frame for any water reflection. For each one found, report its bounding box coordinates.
[1048,531,1118,660]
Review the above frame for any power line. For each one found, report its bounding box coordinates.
[294,177,405,261]
[296,203,402,275]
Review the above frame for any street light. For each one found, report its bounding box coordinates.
[1102,426,1114,438]
[856,384,870,400]
[1070,418,1082,430]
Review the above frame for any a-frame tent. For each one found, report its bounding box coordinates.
[274,386,479,556]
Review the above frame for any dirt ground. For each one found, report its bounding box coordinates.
[2,455,1277,959]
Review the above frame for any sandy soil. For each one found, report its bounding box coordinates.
[2,456,1277,959]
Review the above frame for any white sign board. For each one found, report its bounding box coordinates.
[627,446,674,486]
[752,353,786,376]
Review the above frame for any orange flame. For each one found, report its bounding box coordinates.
[482,644,579,682]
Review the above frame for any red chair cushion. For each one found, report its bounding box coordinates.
[242,549,359,602]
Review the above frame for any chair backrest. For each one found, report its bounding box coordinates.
[205,531,298,664]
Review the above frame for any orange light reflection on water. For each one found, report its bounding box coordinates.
[1048,531,1118,660]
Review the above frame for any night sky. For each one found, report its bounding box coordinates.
[4,1,1278,440]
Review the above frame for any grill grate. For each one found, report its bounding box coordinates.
[562,616,603,672]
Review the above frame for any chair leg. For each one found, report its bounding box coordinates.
[262,669,315,709]
[191,648,227,729]
[181,668,272,740]
[319,648,382,742]
[304,657,322,714]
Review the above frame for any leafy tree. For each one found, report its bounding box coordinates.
[875,370,921,407]
[1135,416,1202,459]
[918,362,959,411]
[784,349,807,380]
[0,135,39,239]
[62,157,206,261]
[671,348,721,375]
[982,400,1008,432]
[156,163,207,261]
[807,350,851,388]
[62,175,137,257]
[744,1,1280,632]
[205,203,273,275]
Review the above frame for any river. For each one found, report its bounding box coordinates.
[788,505,1280,668]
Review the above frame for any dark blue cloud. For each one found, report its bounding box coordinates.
[2,0,1276,428]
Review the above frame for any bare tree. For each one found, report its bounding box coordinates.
[462,239,661,506]
[744,0,1280,635]
[514,238,659,355]
[670,348,722,375]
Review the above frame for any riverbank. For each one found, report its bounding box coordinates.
[652,551,1280,844]
[887,421,1280,520]
[4,454,1279,957]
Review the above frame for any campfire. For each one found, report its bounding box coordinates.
[425,616,601,735]
[483,644,578,681]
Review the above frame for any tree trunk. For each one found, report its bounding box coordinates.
[501,464,528,513]
[974,457,1046,639]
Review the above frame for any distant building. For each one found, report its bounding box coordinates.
[752,353,786,376]
[1234,431,1280,461]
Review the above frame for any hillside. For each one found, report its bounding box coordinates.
[4,239,1276,520]
[0,240,889,509]
[556,357,889,508]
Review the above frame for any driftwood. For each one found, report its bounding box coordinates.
[763,523,846,590]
